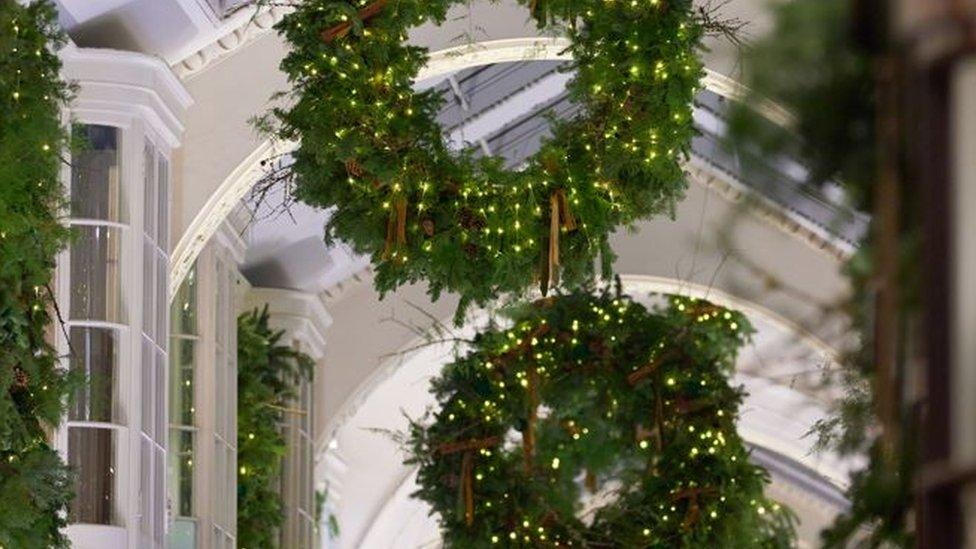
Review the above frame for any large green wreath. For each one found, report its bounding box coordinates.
[407,289,796,547]
[263,0,703,318]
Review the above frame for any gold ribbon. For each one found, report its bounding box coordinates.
[541,189,577,295]
[383,195,408,260]
[461,451,475,526]
[321,0,388,43]
[436,436,500,528]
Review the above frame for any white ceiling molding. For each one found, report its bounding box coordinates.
[168,39,791,297]
[244,287,334,360]
[172,4,290,79]
[61,45,194,148]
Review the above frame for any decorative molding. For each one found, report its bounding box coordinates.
[244,287,333,359]
[173,5,291,80]
[62,45,194,148]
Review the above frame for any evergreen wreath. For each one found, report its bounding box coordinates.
[0,1,76,547]
[260,0,704,319]
[406,289,796,547]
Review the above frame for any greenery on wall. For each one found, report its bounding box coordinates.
[238,307,314,548]
[259,0,705,321]
[0,1,75,547]
[407,288,796,548]
[726,0,914,546]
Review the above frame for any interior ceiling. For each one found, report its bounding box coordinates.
[240,60,867,294]
[55,0,254,63]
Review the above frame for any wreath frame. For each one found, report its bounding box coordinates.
[406,289,796,548]
[262,0,704,319]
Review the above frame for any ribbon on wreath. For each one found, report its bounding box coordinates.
[436,436,501,527]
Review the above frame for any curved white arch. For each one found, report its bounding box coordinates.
[318,274,856,548]
[169,37,793,298]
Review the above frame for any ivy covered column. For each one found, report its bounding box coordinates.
[241,288,332,549]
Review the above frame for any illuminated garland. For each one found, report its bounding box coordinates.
[237,307,314,548]
[0,1,75,547]
[407,290,796,548]
[262,0,703,319]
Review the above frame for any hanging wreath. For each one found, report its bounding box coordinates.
[261,0,704,318]
[406,289,796,547]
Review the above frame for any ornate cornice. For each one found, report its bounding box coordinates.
[172,5,291,80]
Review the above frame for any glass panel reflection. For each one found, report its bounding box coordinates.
[71,125,123,223]
[69,327,120,423]
[69,225,123,323]
[168,430,195,517]
[69,427,119,525]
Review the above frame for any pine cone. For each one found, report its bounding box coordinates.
[344,159,365,178]
[458,208,485,230]
[12,367,28,390]
[421,218,435,237]
[463,243,479,259]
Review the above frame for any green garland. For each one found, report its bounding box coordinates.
[725,1,914,546]
[407,289,796,547]
[237,307,315,548]
[262,0,703,319]
[0,1,75,547]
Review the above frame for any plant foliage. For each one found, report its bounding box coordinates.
[0,1,75,546]
[726,0,916,546]
[260,0,704,320]
[238,307,315,548]
[406,289,795,547]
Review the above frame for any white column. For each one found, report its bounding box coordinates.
[244,288,332,549]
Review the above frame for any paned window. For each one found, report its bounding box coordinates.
[66,125,124,526]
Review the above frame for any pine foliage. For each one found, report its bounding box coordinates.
[0,1,75,546]
[237,307,314,548]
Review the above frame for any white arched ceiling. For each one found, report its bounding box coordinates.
[168,0,788,297]
[319,274,856,549]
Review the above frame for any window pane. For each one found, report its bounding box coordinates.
[155,350,167,443]
[168,429,195,518]
[169,518,197,549]
[170,339,195,425]
[213,439,225,527]
[69,427,119,525]
[69,327,120,423]
[72,125,123,223]
[156,251,168,343]
[215,347,225,440]
[140,437,152,543]
[154,447,165,545]
[158,155,170,251]
[142,338,154,439]
[172,265,197,336]
[143,239,156,342]
[227,447,236,530]
[143,141,157,241]
[70,225,123,323]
